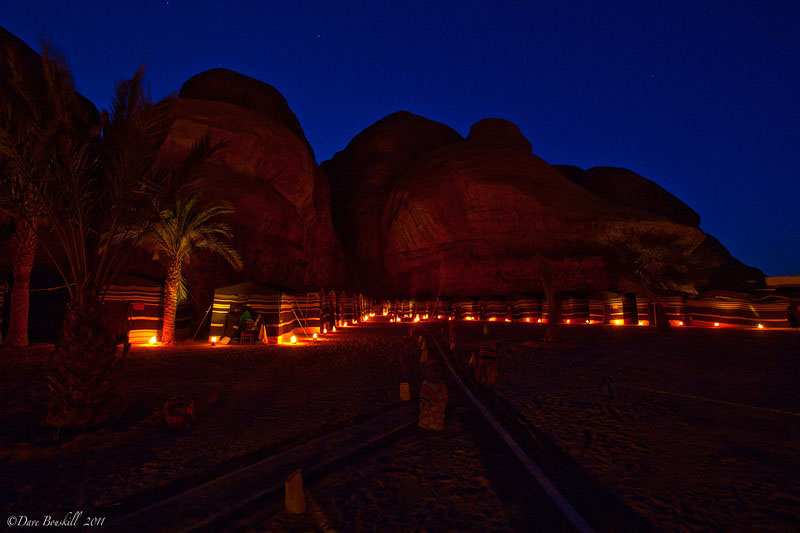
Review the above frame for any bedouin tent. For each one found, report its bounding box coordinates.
[562,296,590,323]
[210,282,322,343]
[284,289,322,333]
[588,292,605,323]
[103,274,193,344]
[513,296,542,322]
[322,289,337,331]
[659,292,689,326]
[337,290,356,325]
[605,291,639,324]
[480,298,510,321]
[636,295,651,325]
[453,298,479,320]
[687,290,796,328]
[433,297,452,318]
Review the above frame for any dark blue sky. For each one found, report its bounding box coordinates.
[5,1,798,275]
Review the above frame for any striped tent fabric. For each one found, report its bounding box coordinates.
[562,296,589,323]
[605,292,638,324]
[434,297,452,318]
[636,296,651,325]
[513,297,542,321]
[481,298,509,321]
[588,294,605,323]
[322,290,337,331]
[660,294,688,326]
[285,290,322,334]
[454,298,479,320]
[103,274,192,344]
[687,292,793,328]
[338,291,356,325]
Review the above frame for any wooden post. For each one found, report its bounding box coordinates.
[284,468,306,514]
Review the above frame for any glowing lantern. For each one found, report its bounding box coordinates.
[149,336,157,344]
[586,319,591,324]
[565,319,571,324]
[332,326,337,332]
[423,314,428,320]
[488,317,496,322]
[505,318,511,322]
[290,335,297,344]
[537,318,542,323]
[323,327,327,334]
[758,323,764,329]
[614,319,622,325]
[210,336,218,346]
[714,322,720,327]
[678,321,684,326]
[638,321,645,326]
[414,316,420,323]
[313,333,318,340]
[526,318,531,323]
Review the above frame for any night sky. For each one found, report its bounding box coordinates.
[4,1,798,276]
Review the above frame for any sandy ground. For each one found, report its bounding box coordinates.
[0,325,423,520]
[454,322,800,531]
[2,321,799,531]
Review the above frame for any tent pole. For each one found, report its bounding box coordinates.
[289,297,309,336]
[192,303,213,340]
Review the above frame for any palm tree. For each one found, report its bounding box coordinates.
[2,42,221,428]
[0,43,85,347]
[145,195,242,344]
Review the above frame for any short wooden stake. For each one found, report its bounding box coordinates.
[399,382,411,401]
[285,468,306,514]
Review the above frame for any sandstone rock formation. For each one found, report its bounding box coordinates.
[555,165,701,227]
[159,70,339,305]
[326,115,763,297]
[321,112,463,291]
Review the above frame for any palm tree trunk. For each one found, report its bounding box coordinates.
[6,219,38,347]
[161,262,180,345]
[46,291,127,429]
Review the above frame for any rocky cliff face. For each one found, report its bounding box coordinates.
[321,112,463,292]
[159,70,340,304]
[556,165,701,227]
[326,115,763,297]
